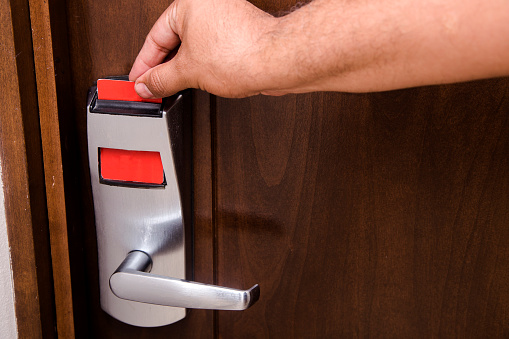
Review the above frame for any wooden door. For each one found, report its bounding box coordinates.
[212,85,509,338]
[24,0,509,337]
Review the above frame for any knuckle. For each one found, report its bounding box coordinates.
[169,0,186,30]
[166,3,178,32]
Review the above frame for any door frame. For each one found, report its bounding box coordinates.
[2,0,81,337]
[1,0,57,337]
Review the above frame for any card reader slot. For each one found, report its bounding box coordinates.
[89,89,162,117]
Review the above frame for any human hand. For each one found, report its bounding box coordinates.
[129,0,279,98]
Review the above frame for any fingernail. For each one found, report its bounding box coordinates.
[135,83,154,98]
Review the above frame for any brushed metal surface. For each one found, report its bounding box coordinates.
[111,251,260,310]
[87,89,187,327]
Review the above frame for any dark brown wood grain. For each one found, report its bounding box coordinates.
[214,80,509,338]
[0,0,56,337]
[191,90,216,337]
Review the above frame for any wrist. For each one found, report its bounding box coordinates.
[238,15,283,96]
[246,16,298,95]
[247,3,332,96]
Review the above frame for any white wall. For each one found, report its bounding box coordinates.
[0,159,18,338]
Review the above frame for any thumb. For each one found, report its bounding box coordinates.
[134,57,189,98]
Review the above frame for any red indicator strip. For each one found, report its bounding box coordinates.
[100,148,164,185]
[97,79,162,104]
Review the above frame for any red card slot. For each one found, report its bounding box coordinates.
[100,148,164,185]
[97,79,162,104]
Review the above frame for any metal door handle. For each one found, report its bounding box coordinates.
[110,251,260,310]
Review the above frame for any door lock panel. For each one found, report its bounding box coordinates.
[87,79,259,327]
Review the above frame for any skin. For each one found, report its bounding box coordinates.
[129,0,509,98]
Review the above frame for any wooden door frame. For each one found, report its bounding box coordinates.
[1,0,57,337]
[28,0,77,336]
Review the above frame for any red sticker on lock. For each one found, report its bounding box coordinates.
[97,79,162,104]
[100,148,164,185]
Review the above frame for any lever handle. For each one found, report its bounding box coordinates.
[110,251,260,310]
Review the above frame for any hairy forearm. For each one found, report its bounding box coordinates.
[257,0,509,94]
[131,0,509,98]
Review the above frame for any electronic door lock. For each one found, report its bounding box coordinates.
[87,77,259,327]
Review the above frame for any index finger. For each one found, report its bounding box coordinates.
[129,4,181,81]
